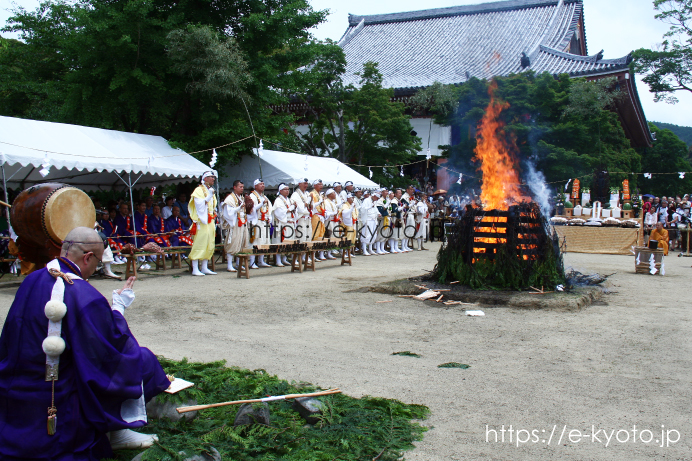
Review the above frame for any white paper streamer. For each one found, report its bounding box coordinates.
[39,154,51,177]
[258,139,264,158]
[369,167,373,179]
[425,149,431,161]
[644,173,652,179]
[457,173,463,185]
[679,172,685,179]
[400,166,404,177]
[209,148,218,168]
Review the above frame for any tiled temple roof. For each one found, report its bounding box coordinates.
[339,0,630,89]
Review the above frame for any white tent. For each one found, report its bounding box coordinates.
[218,148,379,190]
[0,116,214,191]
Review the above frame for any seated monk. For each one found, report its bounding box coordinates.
[0,227,170,459]
[650,222,669,256]
[165,206,193,247]
[146,204,170,247]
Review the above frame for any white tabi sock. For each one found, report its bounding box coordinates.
[108,429,159,450]
[104,263,119,278]
[258,255,271,267]
[201,259,216,275]
[362,242,370,255]
[191,259,204,276]
[226,253,236,272]
[417,238,423,250]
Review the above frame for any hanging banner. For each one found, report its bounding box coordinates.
[622,179,630,200]
[571,179,580,200]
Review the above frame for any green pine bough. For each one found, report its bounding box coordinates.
[107,358,429,461]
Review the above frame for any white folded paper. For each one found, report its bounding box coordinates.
[165,377,194,394]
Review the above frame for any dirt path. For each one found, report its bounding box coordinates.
[0,245,689,459]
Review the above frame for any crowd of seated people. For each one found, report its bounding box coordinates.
[96,196,194,269]
[642,194,691,255]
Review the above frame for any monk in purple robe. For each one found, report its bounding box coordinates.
[165,206,193,247]
[0,227,170,460]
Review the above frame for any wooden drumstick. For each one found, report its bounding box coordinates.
[0,200,11,208]
[175,388,341,413]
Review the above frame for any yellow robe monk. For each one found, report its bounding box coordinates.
[310,189,325,240]
[650,227,669,255]
[188,184,218,260]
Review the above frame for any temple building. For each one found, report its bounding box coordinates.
[335,0,653,185]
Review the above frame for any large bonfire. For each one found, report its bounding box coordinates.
[433,80,564,290]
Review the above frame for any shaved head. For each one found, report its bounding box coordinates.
[61,227,105,278]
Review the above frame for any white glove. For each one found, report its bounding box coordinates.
[112,289,135,315]
[206,188,215,201]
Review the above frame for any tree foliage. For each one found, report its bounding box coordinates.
[641,122,692,195]
[439,72,640,192]
[0,0,329,167]
[289,60,421,187]
[633,0,692,104]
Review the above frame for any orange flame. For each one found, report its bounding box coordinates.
[473,81,528,210]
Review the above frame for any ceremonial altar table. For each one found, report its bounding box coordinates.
[554,226,640,255]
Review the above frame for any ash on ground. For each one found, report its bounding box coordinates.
[565,269,612,288]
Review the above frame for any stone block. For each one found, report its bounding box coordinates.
[292,397,326,425]
[233,402,270,426]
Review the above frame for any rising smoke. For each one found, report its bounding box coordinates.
[525,159,552,217]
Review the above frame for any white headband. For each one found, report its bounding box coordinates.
[326,188,335,196]
[254,179,264,186]
[278,184,289,191]
[202,171,215,181]
[345,181,353,187]
[333,182,342,187]
[312,179,322,186]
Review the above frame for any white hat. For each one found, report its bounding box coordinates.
[326,188,335,196]
[278,183,289,191]
[253,178,264,186]
[312,179,322,186]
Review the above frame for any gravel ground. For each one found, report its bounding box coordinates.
[0,244,690,460]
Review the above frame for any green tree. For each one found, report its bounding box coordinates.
[641,123,692,195]
[440,72,640,191]
[633,0,692,104]
[290,61,421,186]
[1,0,329,167]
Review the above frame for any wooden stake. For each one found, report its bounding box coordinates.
[376,300,393,303]
[449,281,460,284]
[176,388,342,414]
[435,295,444,302]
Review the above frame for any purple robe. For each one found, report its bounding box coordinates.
[146,216,169,247]
[134,212,148,236]
[164,216,192,246]
[0,258,170,460]
[113,213,136,245]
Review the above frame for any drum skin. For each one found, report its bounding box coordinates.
[11,183,95,267]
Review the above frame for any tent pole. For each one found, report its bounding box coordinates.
[1,164,9,223]
[128,172,137,248]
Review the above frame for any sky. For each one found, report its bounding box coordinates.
[1,0,690,127]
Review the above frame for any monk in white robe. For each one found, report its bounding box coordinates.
[221,181,250,272]
[272,184,296,266]
[247,179,273,269]
[189,172,218,276]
